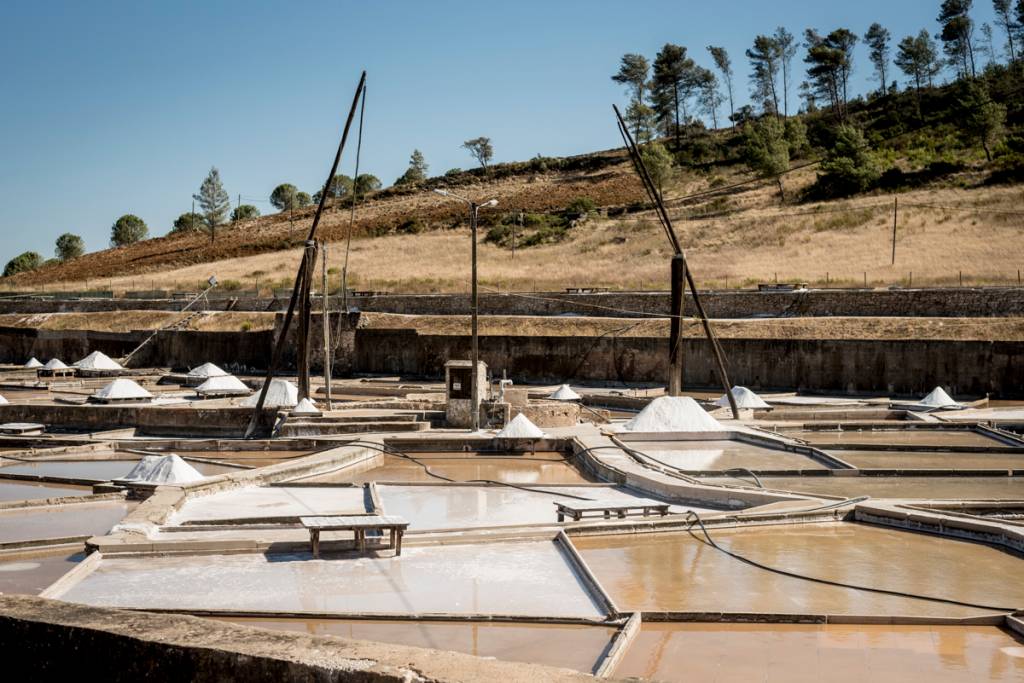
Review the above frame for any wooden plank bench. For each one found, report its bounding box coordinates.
[300,515,410,558]
[554,501,670,523]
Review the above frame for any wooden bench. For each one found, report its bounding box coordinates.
[300,515,410,558]
[554,501,670,523]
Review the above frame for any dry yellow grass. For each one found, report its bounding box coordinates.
[18,170,1024,294]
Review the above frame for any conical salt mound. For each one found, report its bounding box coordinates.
[495,413,546,439]
[919,386,960,408]
[23,357,43,368]
[187,362,228,379]
[548,384,582,401]
[242,379,299,408]
[291,397,321,416]
[613,396,725,433]
[90,378,153,402]
[0,395,8,405]
[195,375,250,396]
[120,454,204,484]
[716,386,770,410]
[42,358,68,370]
[74,350,123,370]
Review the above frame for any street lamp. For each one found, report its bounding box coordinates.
[434,189,498,431]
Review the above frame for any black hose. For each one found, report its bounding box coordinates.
[683,510,1020,613]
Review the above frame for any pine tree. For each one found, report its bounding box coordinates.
[193,167,230,243]
[707,46,736,121]
[864,23,892,95]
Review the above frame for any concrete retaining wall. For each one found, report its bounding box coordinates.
[0,405,276,436]
[3,286,1023,318]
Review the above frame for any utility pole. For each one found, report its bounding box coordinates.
[296,241,317,400]
[668,255,686,396]
[321,241,332,409]
[891,197,898,265]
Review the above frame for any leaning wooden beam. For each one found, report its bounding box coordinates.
[245,71,367,437]
[613,105,740,419]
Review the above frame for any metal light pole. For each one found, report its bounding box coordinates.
[434,189,498,431]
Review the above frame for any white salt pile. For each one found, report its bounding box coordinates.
[120,454,204,484]
[187,362,228,379]
[918,386,963,409]
[74,350,123,370]
[90,378,153,402]
[242,379,299,408]
[42,358,69,370]
[715,386,771,410]
[291,397,321,416]
[195,375,251,397]
[495,413,546,439]
[613,396,725,433]
[548,384,582,401]
[23,357,43,369]
[0,395,8,405]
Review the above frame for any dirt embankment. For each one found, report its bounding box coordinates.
[0,311,276,333]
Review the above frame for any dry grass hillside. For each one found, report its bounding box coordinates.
[6,148,1024,294]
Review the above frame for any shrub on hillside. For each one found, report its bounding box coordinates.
[3,251,42,277]
[110,214,148,247]
[813,125,882,198]
[55,233,84,261]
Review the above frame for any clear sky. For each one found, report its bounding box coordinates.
[0,1,999,262]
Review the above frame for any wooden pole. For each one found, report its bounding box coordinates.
[891,196,898,265]
[245,71,366,437]
[668,255,686,396]
[297,242,316,400]
[321,240,332,409]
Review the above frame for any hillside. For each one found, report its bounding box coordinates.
[5,66,1024,293]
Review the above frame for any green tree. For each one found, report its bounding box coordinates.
[695,67,723,130]
[295,191,312,208]
[193,167,230,241]
[804,28,857,120]
[231,204,260,221]
[353,174,382,197]
[395,149,429,185]
[938,0,977,78]
[707,46,736,121]
[818,125,881,197]
[270,183,299,211]
[462,137,493,170]
[3,251,42,277]
[864,23,892,95]
[747,35,782,116]
[110,214,148,247]
[640,142,676,197]
[993,0,1017,62]
[625,99,656,143]
[743,117,790,198]
[171,211,204,234]
[774,27,798,117]
[611,54,651,139]
[54,233,84,261]
[784,116,810,157]
[959,80,1006,160]
[651,43,696,147]
[895,30,943,106]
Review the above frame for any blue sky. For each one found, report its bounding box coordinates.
[0,1,1000,262]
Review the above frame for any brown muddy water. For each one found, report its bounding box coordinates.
[0,458,240,481]
[572,523,1024,618]
[304,451,596,485]
[829,450,1024,470]
[0,502,134,544]
[219,618,616,673]
[790,430,1001,447]
[699,475,1024,499]
[613,623,1024,682]
[174,450,318,467]
[629,440,824,471]
[0,547,85,595]
[0,480,92,502]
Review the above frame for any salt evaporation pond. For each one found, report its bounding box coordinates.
[58,540,607,618]
[828,450,1024,470]
[172,486,369,524]
[0,547,85,595]
[613,623,1024,682]
[572,523,1024,618]
[700,475,1024,499]
[788,430,1002,448]
[0,458,239,481]
[221,618,616,673]
[0,480,92,502]
[0,502,134,544]
[628,440,825,471]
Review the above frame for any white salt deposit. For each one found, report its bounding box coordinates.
[715,386,771,410]
[90,378,153,402]
[613,396,726,433]
[42,358,69,370]
[187,362,228,379]
[919,386,960,408]
[74,350,123,370]
[242,379,299,408]
[195,375,250,396]
[291,397,321,416]
[548,384,582,401]
[0,395,8,405]
[23,357,43,368]
[120,454,204,484]
[495,413,546,439]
